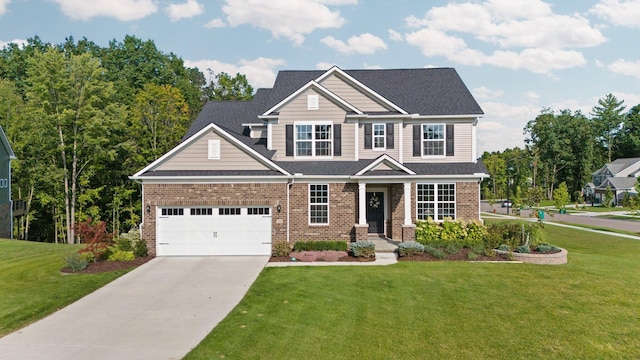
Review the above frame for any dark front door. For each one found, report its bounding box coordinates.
[366,192,384,234]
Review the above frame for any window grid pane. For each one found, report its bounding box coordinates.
[422,124,445,156]
[309,184,329,224]
[417,183,455,221]
[373,124,385,149]
[295,124,333,157]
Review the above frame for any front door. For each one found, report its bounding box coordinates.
[366,191,384,234]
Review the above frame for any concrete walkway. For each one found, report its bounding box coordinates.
[0,256,269,360]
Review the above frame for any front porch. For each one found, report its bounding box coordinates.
[354,182,416,242]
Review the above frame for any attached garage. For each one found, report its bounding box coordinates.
[156,206,272,256]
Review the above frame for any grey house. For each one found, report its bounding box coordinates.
[0,125,16,239]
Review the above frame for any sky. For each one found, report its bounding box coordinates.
[1,0,639,155]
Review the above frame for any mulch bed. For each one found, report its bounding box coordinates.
[398,248,508,262]
[270,255,375,263]
[61,256,155,274]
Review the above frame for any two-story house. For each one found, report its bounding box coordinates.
[586,157,640,205]
[0,125,16,239]
[131,67,488,256]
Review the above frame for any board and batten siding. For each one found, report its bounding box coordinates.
[358,123,400,160]
[319,75,389,112]
[402,121,474,163]
[272,89,355,161]
[156,130,270,171]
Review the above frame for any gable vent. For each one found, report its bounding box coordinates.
[208,139,220,160]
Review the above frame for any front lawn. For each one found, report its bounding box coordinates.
[186,226,640,359]
[0,239,132,337]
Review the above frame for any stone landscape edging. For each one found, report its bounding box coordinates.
[494,247,568,265]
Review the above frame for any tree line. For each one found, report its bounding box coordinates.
[481,94,640,206]
[0,35,253,243]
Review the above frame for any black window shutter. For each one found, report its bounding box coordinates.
[412,124,421,156]
[334,124,341,156]
[446,124,454,156]
[285,125,293,156]
[364,123,372,149]
[386,123,394,149]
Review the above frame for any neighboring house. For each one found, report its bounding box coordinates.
[586,157,640,205]
[131,67,488,256]
[0,125,16,239]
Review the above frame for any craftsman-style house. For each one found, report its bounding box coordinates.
[132,67,488,256]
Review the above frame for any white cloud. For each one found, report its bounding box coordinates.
[185,57,286,89]
[220,0,356,46]
[608,59,640,80]
[316,62,335,70]
[388,29,403,42]
[524,91,540,102]
[473,86,503,100]
[477,101,540,152]
[591,0,640,28]
[166,0,203,21]
[321,33,387,55]
[204,18,226,28]
[363,63,383,69]
[401,1,604,74]
[0,0,9,15]
[0,38,27,49]
[51,0,157,21]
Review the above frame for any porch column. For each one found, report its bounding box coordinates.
[358,182,367,225]
[403,182,412,225]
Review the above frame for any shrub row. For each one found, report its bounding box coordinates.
[293,240,348,252]
[350,241,375,258]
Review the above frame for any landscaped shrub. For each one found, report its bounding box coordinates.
[445,242,462,255]
[398,242,425,257]
[272,240,292,257]
[440,220,467,244]
[465,221,488,248]
[467,251,479,260]
[536,244,560,253]
[108,250,135,261]
[79,251,95,263]
[64,253,88,272]
[516,245,530,254]
[497,244,511,251]
[415,219,442,245]
[423,245,445,259]
[293,241,348,252]
[133,239,148,258]
[76,218,114,261]
[485,221,545,250]
[115,236,133,252]
[350,241,375,258]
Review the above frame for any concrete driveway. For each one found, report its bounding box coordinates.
[0,256,269,360]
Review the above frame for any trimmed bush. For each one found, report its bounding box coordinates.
[108,250,135,261]
[79,251,95,263]
[64,253,88,272]
[350,241,375,258]
[272,241,292,257]
[516,245,530,254]
[445,242,462,255]
[423,245,445,259]
[293,241,348,252]
[398,242,425,257]
[536,244,560,254]
[115,237,133,252]
[485,221,545,249]
[133,239,148,258]
[497,244,511,251]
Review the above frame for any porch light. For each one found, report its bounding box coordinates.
[146,205,151,214]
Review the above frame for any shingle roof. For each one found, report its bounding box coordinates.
[0,125,16,159]
[599,177,639,190]
[141,170,285,177]
[276,160,487,176]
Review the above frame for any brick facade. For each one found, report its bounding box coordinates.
[141,180,480,254]
[0,203,10,238]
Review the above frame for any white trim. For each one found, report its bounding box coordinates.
[308,183,330,225]
[354,123,359,161]
[307,94,319,110]
[404,182,412,225]
[267,123,273,150]
[416,182,456,221]
[207,139,220,160]
[262,81,363,116]
[472,122,477,162]
[398,123,403,163]
[358,182,367,225]
[315,66,408,114]
[366,186,388,231]
[420,123,446,158]
[355,154,416,176]
[131,123,291,179]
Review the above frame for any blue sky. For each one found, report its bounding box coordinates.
[1,0,639,155]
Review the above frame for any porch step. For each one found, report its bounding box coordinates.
[367,236,399,253]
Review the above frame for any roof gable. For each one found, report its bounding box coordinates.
[355,154,415,176]
[132,123,290,178]
[261,80,363,116]
[0,125,16,159]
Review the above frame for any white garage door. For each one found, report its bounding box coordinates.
[156,206,272,256]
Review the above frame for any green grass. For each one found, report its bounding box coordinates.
[0,239,131,336]
[186,226,640,359]
[596,215,640,222]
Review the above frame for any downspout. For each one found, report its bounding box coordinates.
[133,179,145,239]
[286,176,294,243]
[8,158,12,240]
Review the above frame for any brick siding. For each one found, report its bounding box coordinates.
[455,181,480,221]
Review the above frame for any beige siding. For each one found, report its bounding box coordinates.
[320,75,389,112]
[157,130,269,171]
[273,89,355,161]
[357,123,400,160]
[402,121,474,163]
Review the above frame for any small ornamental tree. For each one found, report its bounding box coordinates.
[631,178,640,214]
[604,186,614,212]
[76,218,114,261]
[553,182,570,212]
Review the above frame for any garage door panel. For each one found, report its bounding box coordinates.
[156,207,272,256]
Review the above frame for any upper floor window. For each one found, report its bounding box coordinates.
[295,122,332,157]
[422,124,445,156]
[373,123,385,150]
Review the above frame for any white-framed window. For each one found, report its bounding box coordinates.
[309,184,329,224]
[416,183,456,221]
[295,122,332,158]
[373,123,385,150]
[422,124,445,157]
[161,208,184,216]
[219,208,241,215]
[208,139,220,160]
[190,208,213,216]
[0,178,7,188]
